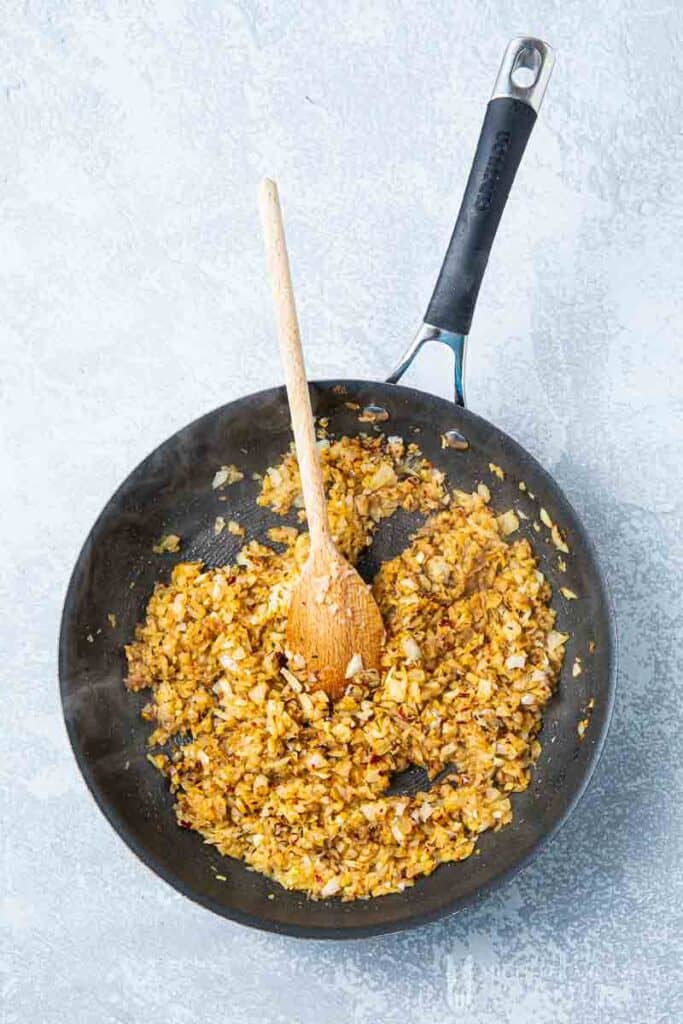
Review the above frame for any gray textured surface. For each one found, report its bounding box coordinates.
[2,2,682,1022]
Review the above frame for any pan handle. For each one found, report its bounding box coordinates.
[388,37,555,405]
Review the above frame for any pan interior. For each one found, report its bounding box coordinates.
[59,381,614,937]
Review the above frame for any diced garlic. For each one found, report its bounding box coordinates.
[367,463,397,491]
[391,821,405,844]
[506,654,527,670]
[477,678,493,700]
[497,509,520,536]
[280,666,302,689]
[402,637,422,662]
[547,630,569,653]
[321,878,340,898]
[387,674,407,701]
[345,653,364,678]
[426,556,450,582]
[249,682,267,703]
[212,468,228,489]
[551,523,570,553]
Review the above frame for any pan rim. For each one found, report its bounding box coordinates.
[58,379,617,938]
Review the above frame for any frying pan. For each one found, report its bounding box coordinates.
[59,38,616,938]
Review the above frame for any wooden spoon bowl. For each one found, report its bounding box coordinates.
[287,540,384,699]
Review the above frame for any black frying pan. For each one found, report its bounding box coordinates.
[59,38,616,938]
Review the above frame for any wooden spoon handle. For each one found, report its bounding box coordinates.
[258,178,331,554]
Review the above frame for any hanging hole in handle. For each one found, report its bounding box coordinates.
[511,44,543,89]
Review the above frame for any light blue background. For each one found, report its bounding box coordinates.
[2,2,682,1021]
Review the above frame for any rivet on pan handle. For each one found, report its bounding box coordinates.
[388,37,555,406]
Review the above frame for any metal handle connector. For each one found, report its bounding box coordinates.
[490,37,555,113]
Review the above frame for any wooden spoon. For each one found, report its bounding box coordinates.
[258,178,384,700]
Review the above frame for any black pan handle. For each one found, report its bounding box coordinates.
[425,37,555,336]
